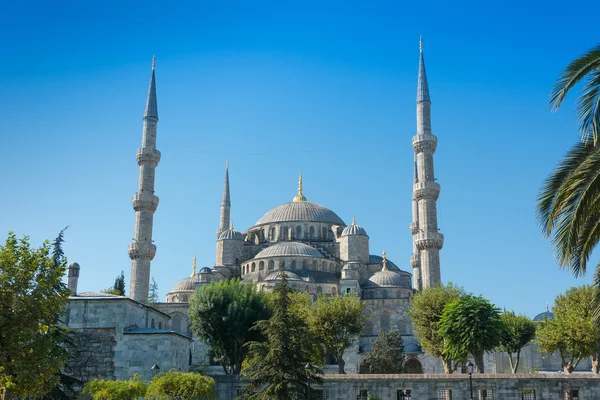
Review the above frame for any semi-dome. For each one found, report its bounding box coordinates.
[219,226,243,240]
[367,270,409,288]
[265,270,302,281]
[254,242,324,259]
[341,217,367,236]
[255,201,345,226]
[171,276,197,292]
[199,267,212,274]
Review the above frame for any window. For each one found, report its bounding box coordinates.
[563,389,579,400]
[520,389,535,400]
[380,313,390,332]
[479,390,494,399]
[151,319,155,328]
[397,390,411,400]
[259,261,264,271]
[437,389,452,400]
[296,225,302,239]
[283,226,289,240]
[302,260,308,270]
[310,226,315,238]
[251,262,256,272]
[268,260,274,270]
[158,321,162,329]
[331,287,337,294]
[356,389,369,400]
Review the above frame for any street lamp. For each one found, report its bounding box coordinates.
[467,361,474,400]
[305,362,312,400]
[151,364,160,377]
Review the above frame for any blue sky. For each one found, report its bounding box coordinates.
[1,0,598,317]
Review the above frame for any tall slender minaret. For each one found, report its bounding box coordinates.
[216,160,231,238]
[128,56,161,303]
[412,38,444,288]
[410,157,422,291]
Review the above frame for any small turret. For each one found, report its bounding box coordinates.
[67,262,80,296]
[339,216,369,264]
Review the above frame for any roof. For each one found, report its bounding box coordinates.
[341,218,368,236]
[254,242,324,259]
[170,276,197,292]
[219,227,243,240]
[368,255,409,274]
[265,270,302,281]
[366,270,411,288]
[254,201,345,226]
[533,311,554,322]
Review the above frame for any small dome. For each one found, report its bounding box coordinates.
[367,270,410,288]
[265,270,302,281]
[254,242,324,259]
[341,217,367,236]
[219,227,243,240]
[533,311,554,322]
[171,276,197,292]
[254,201,345,226]
[68,261,80,269]
[199,267,212,274]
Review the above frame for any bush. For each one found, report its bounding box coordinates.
[145,371,215,399]
[83,374,146,400]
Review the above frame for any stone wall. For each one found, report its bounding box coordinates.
[66,328,117,382]
[214,373,600,399]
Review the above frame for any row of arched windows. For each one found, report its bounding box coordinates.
[251,225,335,243]
[242,259,338,275]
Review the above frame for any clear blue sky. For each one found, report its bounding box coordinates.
[1,0,598,317]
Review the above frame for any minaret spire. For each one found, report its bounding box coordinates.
[293,173,307,202]
[129,57,162,303]
[411,38,444,289]
[217,159,231,238]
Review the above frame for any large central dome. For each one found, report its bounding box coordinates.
[255,201,345,226]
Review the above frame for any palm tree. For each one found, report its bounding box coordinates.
[539,44,600,318]
[549,44,600,144]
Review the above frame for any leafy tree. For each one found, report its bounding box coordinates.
[438,295,503,373]
[284,290,325,366]
[309,294,366,374]
[148,277,159,304]
[242,268,322,399]
[189,278,271,374]
[361,330,406,374]
[498,311,536,373]
[408,283,465,373]
[0,231,72,400]
[83,374,146,400]
[145,371,215,399]
[537,285,600,373]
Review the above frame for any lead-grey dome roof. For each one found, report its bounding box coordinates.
[199,267,212,274]
[265,270,302,281]
[367,270,410,288]
[533,311,554,322]
[254,242,324,259]
[170,276,197,292]
[219,227,243,240]
[341,217,368,236]
[368,254,408,273]
[255,201,345,226]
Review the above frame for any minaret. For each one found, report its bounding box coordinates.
[128,56,161,303]
[412,38,444,288]
[410,157,422,290]
[216,160,231,238]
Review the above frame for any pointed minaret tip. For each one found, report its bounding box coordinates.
[226,158,229,170]
[293,173,307,202]
[222,160,231,206]
[144,55,159,120]
[382,250,388,271]
[417,37,430,103]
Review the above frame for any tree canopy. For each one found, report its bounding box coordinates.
[103,271,126,296]
[148,277,159,304]
[361,330,405,374]
[145,371,215,400]
[83,375,146,400]
[0,231,72,400]
[242,268,322,399]
[189,278,271,375]
[537,285,600,373]
[438,294,502,373]
[309,294,366,374]
[498,311,536,373]
[408,283,465,373]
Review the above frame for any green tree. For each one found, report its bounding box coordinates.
[148,277,159,304]
[537,285,600,373]
[309,294,366,374]
[83,374,146,400]
[361,330,406,374]
[438,295,503,373]
[498,311,536,373]
[0,231,72,400]
[189,278,271,374]
[408,283,465,373]
[145,371,215,400]
[242,268,322,399]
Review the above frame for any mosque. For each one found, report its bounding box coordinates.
[62,42,582,383]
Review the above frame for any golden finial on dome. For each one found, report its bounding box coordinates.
[352,216,357,226]
[230,221,234,230]
[293,173,307,202]
[382,250,388,271]
[192,254,197,277]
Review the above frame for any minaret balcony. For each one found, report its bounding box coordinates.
[413,181,440,200]
[136,148,161,167]
[414,231,444,250]
[409,222,419,235]
[132,193,159,212]
[412,134,437,153]
[410,255,420,268]
[128,242,157,260]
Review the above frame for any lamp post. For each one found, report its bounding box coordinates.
[467,361,474,400]
[151,364,160,378]
[305,362,312,400]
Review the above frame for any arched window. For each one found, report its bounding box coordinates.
[259,261,265,270]
[305,285,309,292]
[312,260,317,269]
[322,227,327,239]
[268,260,275,270]
[251,262,256,272]
[309,226,315,239]
[329,263,334,273]
[380,313,390,332]
[158,321,162,329]
[269,227,275,241]
[291,260,297,269]
[296,225,302,239]
[151,319,155,328]
[317,286,323,294]
[364,320,374,335]
[331,287,337,294]
[302,260,307,271]
[283,226,289,240]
